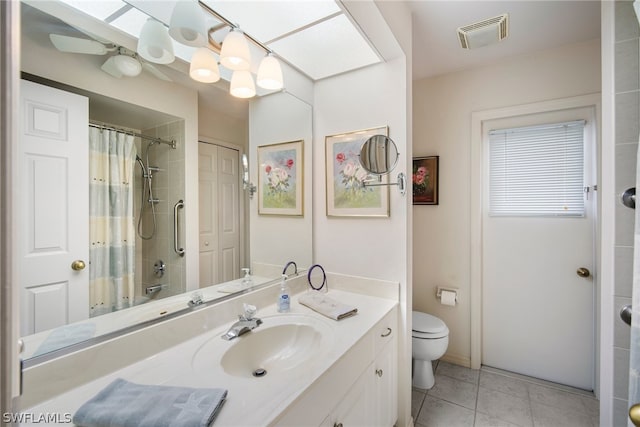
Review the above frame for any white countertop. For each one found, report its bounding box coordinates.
[23,289,397,427]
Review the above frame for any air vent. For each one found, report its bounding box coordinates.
[457,14,508,49]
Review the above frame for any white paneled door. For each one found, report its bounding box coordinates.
[19,80,89,336]
[198,142,240,287]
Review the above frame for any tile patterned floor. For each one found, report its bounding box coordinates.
[412,362,599,427]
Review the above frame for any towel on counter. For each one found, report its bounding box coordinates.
[33,323,96,357]
[298,292,358,320]
[217,282,246,293]
[72,379,227,427]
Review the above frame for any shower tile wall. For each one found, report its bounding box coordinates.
[614,1,640,425]
[139,119,186,298]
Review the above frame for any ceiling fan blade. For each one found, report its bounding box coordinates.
[49,34,109,55]
[142,62,172,82]
[100,56,123,79]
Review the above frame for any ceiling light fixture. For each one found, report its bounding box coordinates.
[101,53,142,78]
[137,18,175,64]
[190,47,220,83]
[257,52,284,90]
[168,0,207,47]
[220,28,251,71]
[114,54,143,76]
[162,1,285,98]
[230,70,256,98]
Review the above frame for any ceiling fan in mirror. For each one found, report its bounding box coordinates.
[48,33,172,81]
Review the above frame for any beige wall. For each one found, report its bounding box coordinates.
[413,38,601,366]
[198,103,247,147]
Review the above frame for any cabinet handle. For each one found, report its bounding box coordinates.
[333,423,343,427]
[381,327,392,337]
[376,368,384,377]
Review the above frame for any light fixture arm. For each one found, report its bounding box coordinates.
[198,1,275,58]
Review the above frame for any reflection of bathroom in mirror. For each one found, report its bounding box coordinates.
[359,135,407,196]
[241,153,257,199]
[359,134,399,175]
[18,0,313,360]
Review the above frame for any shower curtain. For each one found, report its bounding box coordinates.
[88,127,136,317]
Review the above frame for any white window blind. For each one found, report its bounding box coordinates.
[488,120,585,217]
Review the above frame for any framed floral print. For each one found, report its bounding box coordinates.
[413,156,439,205]
[258,140,303,216]
[325,126,389,217]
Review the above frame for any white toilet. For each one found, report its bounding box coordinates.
[412,310,449,389]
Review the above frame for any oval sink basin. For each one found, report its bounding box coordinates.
[192,314,333,379]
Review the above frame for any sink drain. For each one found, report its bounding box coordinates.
[252,368,267,378]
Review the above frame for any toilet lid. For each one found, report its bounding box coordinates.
[412,311,447,334]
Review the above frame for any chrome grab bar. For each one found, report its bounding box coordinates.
[174,199,185,257]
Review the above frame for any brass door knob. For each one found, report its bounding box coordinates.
[576,267,590,278]
[630,403,640,426]
[71,260,86,271]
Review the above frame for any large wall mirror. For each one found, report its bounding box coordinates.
[19,0,313,361]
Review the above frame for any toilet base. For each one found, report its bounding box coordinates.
[412,358,435,389]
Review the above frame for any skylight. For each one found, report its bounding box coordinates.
[269,14,381,80]
[58,0,127,21]
[108,6,147,39]
[201,0,341,43]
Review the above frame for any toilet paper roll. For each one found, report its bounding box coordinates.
[440,290,457,306]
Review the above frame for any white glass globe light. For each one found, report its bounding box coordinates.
[257,54,283,90]
[230,70,256,98]
[220,29,251,71]
[137,18,175,64]
[168,0,207,47]
[189,48,220,83]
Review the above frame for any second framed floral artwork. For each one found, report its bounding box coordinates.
[325,126,389,217]
[413,156,439,205]
[258,140,303,216]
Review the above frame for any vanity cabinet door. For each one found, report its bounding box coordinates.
[320,364,375,427]
[373,334,398,427]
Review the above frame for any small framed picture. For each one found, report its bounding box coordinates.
[325,126,389,217]
[258,140,303,216]
[413,156,439,205]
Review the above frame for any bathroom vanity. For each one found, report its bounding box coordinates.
[20,274,399,426]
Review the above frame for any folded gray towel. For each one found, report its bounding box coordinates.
[72,379,227,427]
[298,292,358,320]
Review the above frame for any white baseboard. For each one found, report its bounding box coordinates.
[440,353,472,369]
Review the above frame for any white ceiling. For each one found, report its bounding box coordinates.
[405,0,601,80]
[22,0,602,106]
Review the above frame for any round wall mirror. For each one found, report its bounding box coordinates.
[358,135,399,175]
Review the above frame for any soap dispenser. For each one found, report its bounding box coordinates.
[277,274,290,313]
[241,268,253,287]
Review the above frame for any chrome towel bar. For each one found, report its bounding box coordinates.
[174,199,185,257]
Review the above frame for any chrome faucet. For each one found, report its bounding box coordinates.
[188,291,204,307]
[282,261,297,277]
[222,304,262,341]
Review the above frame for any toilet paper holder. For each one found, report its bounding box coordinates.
[436,287,458,303]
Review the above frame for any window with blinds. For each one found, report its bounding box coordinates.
[488,120,586,217]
